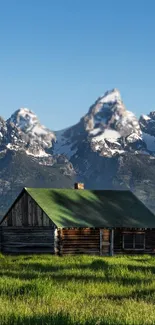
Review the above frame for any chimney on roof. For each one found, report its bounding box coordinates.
[74,183,84,190]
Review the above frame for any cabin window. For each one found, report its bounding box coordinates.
[123,233,145,250]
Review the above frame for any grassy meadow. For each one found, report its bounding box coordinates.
[1,254,155,324]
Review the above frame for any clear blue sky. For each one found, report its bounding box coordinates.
[0,0,155,130]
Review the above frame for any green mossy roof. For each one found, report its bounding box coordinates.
[25,188,155,228]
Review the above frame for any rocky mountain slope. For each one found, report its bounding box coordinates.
[53,89,147,160]
[0,88,155,217]
[52,89,155,211]
[0,110,76,217]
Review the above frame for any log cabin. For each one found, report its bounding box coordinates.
[0,183,155,255]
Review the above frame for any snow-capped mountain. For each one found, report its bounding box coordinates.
[51,89,155,214]
[0,88,155,217]
[4,89,155,161]
[53,89,147,160]
[82,88,143,156]
[84,88,141,137]
[7,108,56,157]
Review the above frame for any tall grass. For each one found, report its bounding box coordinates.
[0,254,155,324]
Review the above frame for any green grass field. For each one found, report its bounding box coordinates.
[1,254,155,325]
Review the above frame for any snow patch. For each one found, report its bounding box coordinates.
[120,111,139,127]
[126,133,142,143]
[89,128,101,136]
[94,144,100,150]
[6,143,19,151]
[30,125,50,136]
[54,129,77,159]
[99,89,121,104]
[110,149,125,155]
[26,149,50,157]
[141,114,151,121]
[92,129,120,143]
[6,143,12,149]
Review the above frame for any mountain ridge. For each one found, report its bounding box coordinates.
[0,88,155,217]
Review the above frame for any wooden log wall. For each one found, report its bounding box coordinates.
[114,229,155,255]
[114,229,122,253]
[102,228,110,256]
[145,230,155,253]
[57,228,110,256]
[1,192,55,228]
[1,227,55,254]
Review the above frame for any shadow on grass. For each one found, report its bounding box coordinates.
[1,313,73,325]
[0,263,153,286]
[94,287,155,303]
[41,272,153,286]
[17,258,155,274]
[0,312,111,325]
[127,257,152,263]
[18,259,108,273]
[127,264,155,274]
[0,270,37,280]
[1,258,155,287]
[0,282,39,297]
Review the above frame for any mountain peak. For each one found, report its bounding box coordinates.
[7,108,56,154]
[99,88,121,104]
[83,88,141,144]
[16,107,34,114]
[8,108,39,132]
